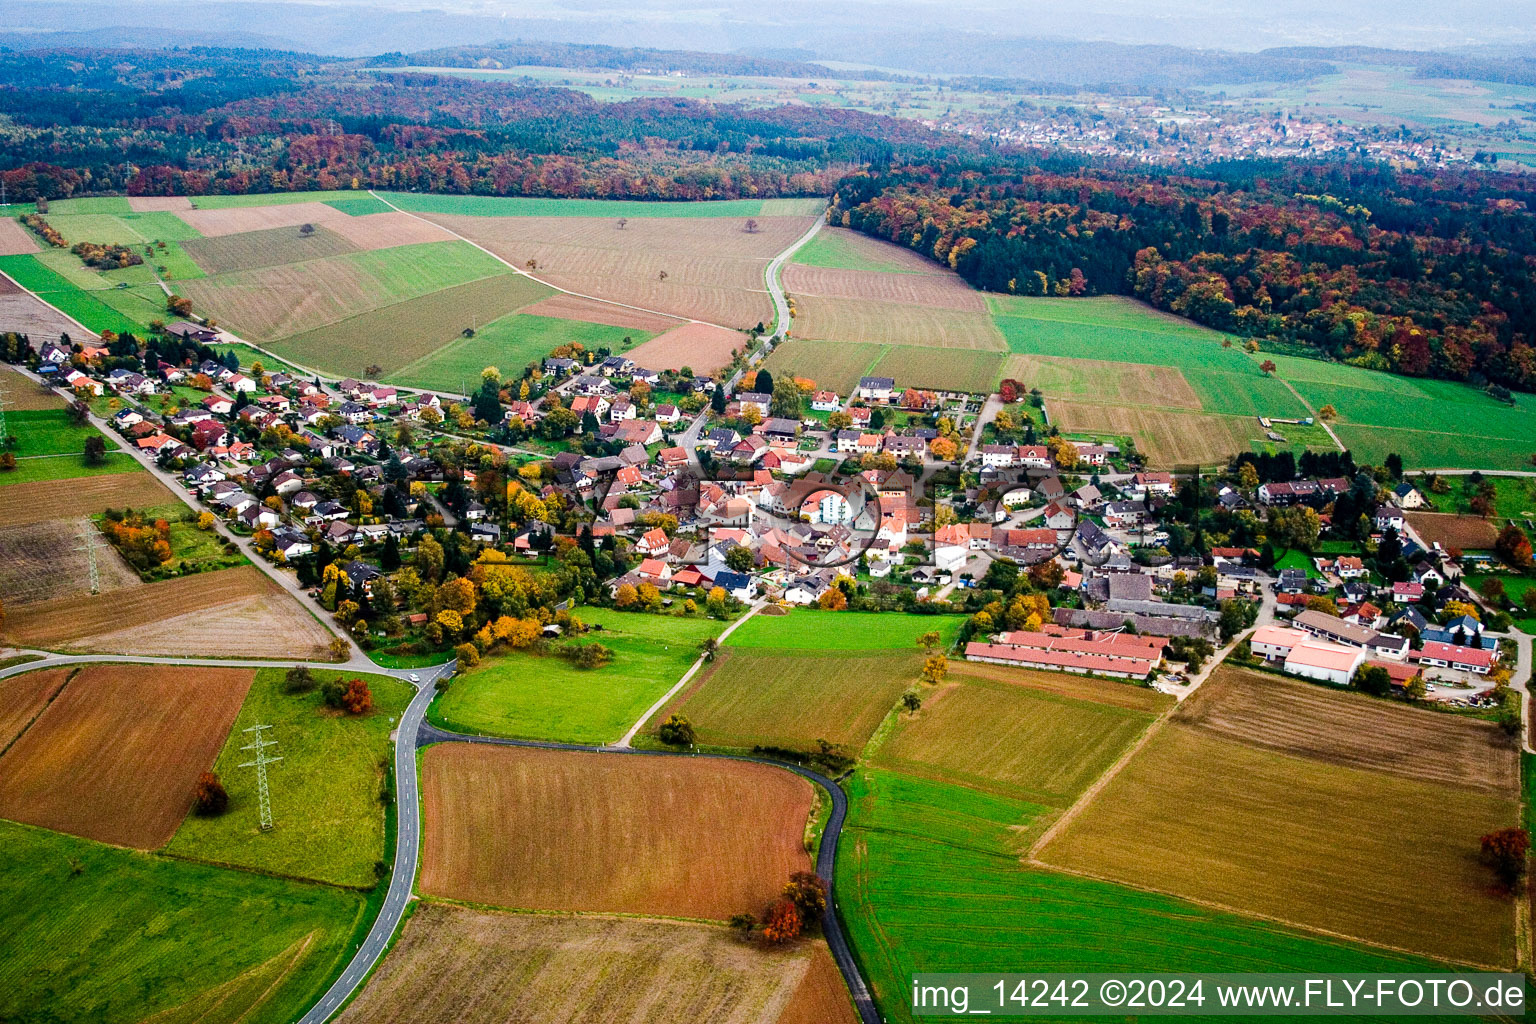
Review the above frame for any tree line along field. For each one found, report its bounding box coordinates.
[1036,665,1521,968]
[377,192,825,218]
[419,743,815,921]
[429,608,728,745]
[334,902,854,1024]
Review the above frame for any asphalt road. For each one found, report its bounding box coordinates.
[413,720,881,1024]
[294,660,454,1024]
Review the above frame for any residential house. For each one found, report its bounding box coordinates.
[856,376,896,402]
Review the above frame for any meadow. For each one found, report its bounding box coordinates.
[836,768,1440,1024]
[0,820,365,1024]
[724,609,963,651]
[0,253,162,334]
[387,311,655,393]
[790,226,939,274]
[167,669,412,888]
[658,648,921,752]
[870,667,1166,806]
[4,408,109,457]
[0,453,145,491]
[419,743,813,920]
[430,609,725,744]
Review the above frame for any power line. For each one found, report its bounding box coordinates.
[239,724,283,831]
[74,519,102,595]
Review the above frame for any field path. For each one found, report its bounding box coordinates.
[367,190,745,334]
[1276,377,1345,450]
[613,597,767,748]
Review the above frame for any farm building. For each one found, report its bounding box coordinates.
[1283,638,1366,686]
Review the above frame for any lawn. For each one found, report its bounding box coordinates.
[0,819,366,1024]
[1422,473,1536,524]
[166,668,410,888]
[386,312,655,393]
[430,609,726,744]
[0,451,142,486]
[4,408,107,456]
[1466,573,1536,633]
[376,192,811,218]
[870,667,1166,806]
[658,648,921,752]
[212,342,306,376]
[726,609,964,651]
[837,768,1439,1024]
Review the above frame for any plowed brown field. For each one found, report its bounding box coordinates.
[127,196,193,211]
[0,565,335,659]
[0,472,176,527]
[0,285,82,338]
[783,264,987,311]
[420,743,813,920]
[0,363,65,410]
[335,902,851,1024]
[627,322,745,373]
[791,296,1006,351]
[0,518,142,605]
[0,218,41,256]
[1404,512,1501,552]
[521,292,683,332]
[0,668,69,752]
[323,211,456,250]
[0,664,252,848]
[427,213,815,327]
[177,202,346,237]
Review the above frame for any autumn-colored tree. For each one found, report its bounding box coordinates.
[818,587,847,611]
[435,609,464,636]
[783,872,827,924]
[928,435,959,462]
[1027,559,1065,589]
[192,772,228,816]
[615,582,639,608]
[1494,523,1533,569]
[916,630,942,652]
[1259,360,1277,375]
[921,652,949,686]
[1480,827,1530,888]
[1304,594,1339,616]
[340,678,373,714]
[761,898,802,943]
[453,641,481,667]
[658,714,696,745]
[439,575,478,615]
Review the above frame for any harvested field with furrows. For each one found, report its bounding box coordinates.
[426,213,812,327]
[1403,512,1501,552]
[0,664,253,848]
[762,339,885,394]
[791,296,1006,351]
[1176,665,1518,795]
[949,661,1172,713]
[270,273,553,377]
[520,292,683,332]
[127,196,194,211]
[0,283,84,338]
[792,226,950,274]
[178,241,509,341]
[0,218,40,256]
[1037,723,1520,967]
[0,472,177,527]
[175,201,346,237]
[1049,402,1258,466]
[0,518,142,605]
[0,565,335,659]
[1002,353,1202,410]
[335,903,852,1024]
[0,668,69,752]
[322,211,457,250]
[0,363,65,410]
[420,743,813,920]
[867,346,1005,395]
[783,264,988,311]
[627,322,745,373]
[181,224,359,275]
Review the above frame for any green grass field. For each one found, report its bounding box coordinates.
[211,342,306,377]
[837,769,1438,1024]
[188,191,367,209]
[1466,573,1536,634]
[166,669,410,888]
[0,819,366,1024]
[1425,474,1536,524]
[661,648,920,752]
[0,254,156,335]
[4,408,108,456]
[430,609,726,744]
[790,229,926,273]
[0,452,142,486]
[386,312,655,393]
[44,197,136,215]
[45,210,202,246]
[1268,355,1536,470]
[323,195,394,216]
[871,672,1162,806]
[725,610,963,651]
[121,504,250,576]
[376,192,821,218]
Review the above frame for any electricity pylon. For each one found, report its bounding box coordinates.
[239,725,282,831]
[74,522,102,595]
